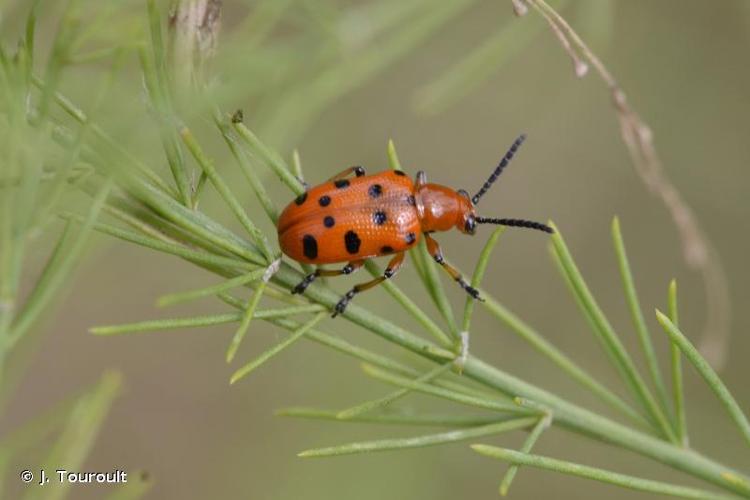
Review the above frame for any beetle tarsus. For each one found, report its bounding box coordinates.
[458,279,483,301]
[292,273,316,294]
[332,290,357,317]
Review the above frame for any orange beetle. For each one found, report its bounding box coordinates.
[278,135,553,316]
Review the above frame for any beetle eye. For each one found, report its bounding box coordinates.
[464,216,476,234]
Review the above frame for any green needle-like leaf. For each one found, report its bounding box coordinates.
[216,115,279,224]
[471,445,736,500]
[668,280,688,445]
[612,217,671,417]
[656,310,750,447]
[463,228,504,333]
[476,289,647,429]
[158,268,266,307]
[364,260,452,347]
[291,149,305,185]
[74,216,255,272]
[180,126,274,261]
[90,305,324,335]
[230,311,326,384]
[299,417,537,458]
[10,180,112,343]
[499,415,551,496]
[144,0,192,205]
[337,363,454,420]
[226,279,269,363]
[550,222,676,442]
[277,407,505,428]
[232,120,305,196]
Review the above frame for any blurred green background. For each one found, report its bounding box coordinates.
[2,0,750,498]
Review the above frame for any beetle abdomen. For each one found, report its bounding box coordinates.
[278,171,420,264]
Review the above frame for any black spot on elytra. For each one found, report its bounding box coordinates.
[334,179,350,189]
[318,195,331,207]
[302,234,318,259]
[323,216,335,228]
[368,184,382,198]
[406,195,416,206]
[344,230,361,255]
[405,232,416,245]
[393,170,406,176]
[381,245,394,254]
[295,192,308,205]
[373,211,387,225]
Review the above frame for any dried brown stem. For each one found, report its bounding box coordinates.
[519,0,730,366]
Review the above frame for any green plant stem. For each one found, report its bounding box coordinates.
[364,260,452,347]
[362,364,533,416]
[218,295,490,400]
[656,310,750,448]
[612,217,671,416]
[461,355,750,497]
[668,280,687,446]
[479,293,648,429]
[299,417,537,458]
[263,257,750,495]
[471,445,736,500]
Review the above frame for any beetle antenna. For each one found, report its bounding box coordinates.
[475,217,554,234]
[472,134,527,205]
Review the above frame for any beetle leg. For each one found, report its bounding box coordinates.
[327,166,366,181]
[332,252,406,317]
[292,260,364,295]
[424,233,483,301]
